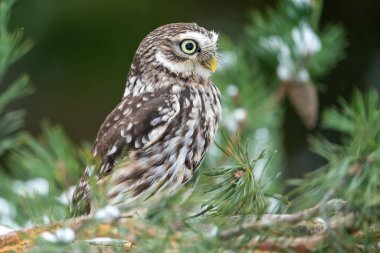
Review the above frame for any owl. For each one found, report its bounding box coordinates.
[71,23,221,216]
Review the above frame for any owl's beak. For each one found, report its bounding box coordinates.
[203,55,217,73]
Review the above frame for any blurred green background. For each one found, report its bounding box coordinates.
[7,0,380,175]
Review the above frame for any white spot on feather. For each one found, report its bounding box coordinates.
[107,145,118,156]
[160,108,170,114]
[123,89,131,97]
[117,101,126,110]
[135,139,142,149]
[142,135,149,144]
[184,98,190,108]
[171,84,182,93]
[148,126,163,141]
[85,165,95,176]
[151,117,161,126]
[123,108,131,115]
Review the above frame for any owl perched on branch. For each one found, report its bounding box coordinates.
[71,23,221,216]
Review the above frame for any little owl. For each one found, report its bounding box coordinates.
[71,23,221,216]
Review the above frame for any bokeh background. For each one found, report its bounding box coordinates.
[8,0,380,177]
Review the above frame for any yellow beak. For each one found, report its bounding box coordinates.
[203,55,217,73]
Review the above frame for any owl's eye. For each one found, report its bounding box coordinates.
[180,39,198,55]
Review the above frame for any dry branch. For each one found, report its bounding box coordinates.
[242,212,356,252]
[0,215,155,253]
[0,199,371,253]
[221,199,346,239]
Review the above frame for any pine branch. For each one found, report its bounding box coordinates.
[0,0,33,157]
[242,213,356,252]
[0,215,143,252]
[0,199,372,253]
[220,198,346,239]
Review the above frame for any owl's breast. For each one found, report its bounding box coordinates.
[106,84,221,206]
[177,83,221,175]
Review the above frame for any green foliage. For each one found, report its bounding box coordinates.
[0,0,89,228]
[202,133,273,216]
[245,0,346,86]
[0,0,33,80]
[288,90,380,251]
[0,76,31,156]
[213,38,281,132]
[291,90,380,223]
[0,123,89,225]
[309,24,346,78]
[7,122,88,183]
[0,0,34,230]
[0,0,33,158]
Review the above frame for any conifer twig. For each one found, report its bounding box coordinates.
[243,213,355,252]
[220,198,346,239]
[0,201,371,253]
[0,215,154,253]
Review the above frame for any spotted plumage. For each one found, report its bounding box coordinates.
[71,23,221,216]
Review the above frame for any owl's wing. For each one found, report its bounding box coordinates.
[93,91,180,175]
[71,91,180,216]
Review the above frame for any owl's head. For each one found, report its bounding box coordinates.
[135,23,219,80]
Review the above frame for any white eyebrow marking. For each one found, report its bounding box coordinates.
[179,31,214,46]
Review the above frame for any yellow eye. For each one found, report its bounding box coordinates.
[180,39,198,54]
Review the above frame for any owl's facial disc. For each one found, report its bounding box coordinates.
[178,37,217,73]
[178,31,218,73]
[155,29,219,79]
